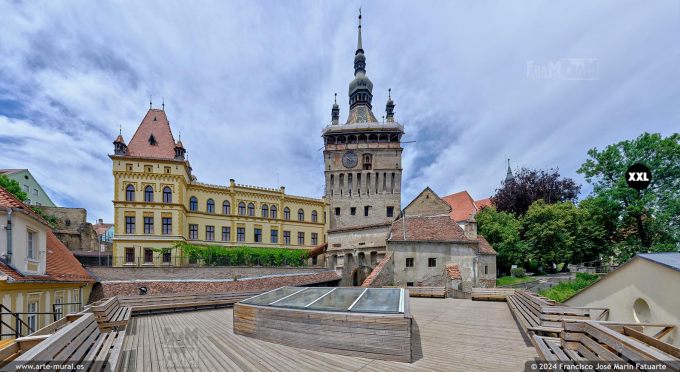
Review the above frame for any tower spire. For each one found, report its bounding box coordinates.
[385,88,395,122]
[331,93,340,125]
[505,158,514,182]
[149,95,152,109]
[357,8,363,52]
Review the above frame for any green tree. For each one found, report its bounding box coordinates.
[521,200,581,272]
[476,207,527,273]
[0,175,28,201]
[577,132,679,262]
[574,196,619,264]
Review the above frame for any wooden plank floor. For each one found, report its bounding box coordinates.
[120,298,536,371]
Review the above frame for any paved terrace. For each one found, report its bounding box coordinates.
[119,298,536,371]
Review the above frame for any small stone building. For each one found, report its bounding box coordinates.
[36,207,98,251]
[386,187,497,297]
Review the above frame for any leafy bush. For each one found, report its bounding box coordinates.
[510,267,526,278]
[174,242,309,266]
[538,272,599,302]
[496,275,534,287]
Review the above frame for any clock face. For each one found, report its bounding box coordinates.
[342,151,358,168]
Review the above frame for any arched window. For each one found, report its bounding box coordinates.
[284,207,290,220]
[163,187,172,203]
[144,186,153,202]
[223,201,231,215]
[247,203,255,216]
[311,210,318,223]
[238,202,246,215]
[261,204,269,218]
[189,196,198,211]
[207,199,215,213]
[125,185,135,201]
[270,205,277,219]
[298,209,304,221]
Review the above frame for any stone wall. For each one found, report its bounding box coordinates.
[361,252,394,287]
[38,206,98,251]
[88,266,329,281]
[96,271,341,299]
[402,188,451,217]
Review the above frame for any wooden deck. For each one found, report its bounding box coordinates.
[119,298,536,371]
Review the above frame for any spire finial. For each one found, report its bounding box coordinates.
[357,8,363,51]
[334,93,337,104]
[149,95,152,109]
[388,88,391,100]
[179,131,182,141]
[162,96,165,111]
[119,124,122,136]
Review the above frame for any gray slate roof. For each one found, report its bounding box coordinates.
[638,252,680,272]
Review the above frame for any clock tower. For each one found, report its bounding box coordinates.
[322,11,404,233]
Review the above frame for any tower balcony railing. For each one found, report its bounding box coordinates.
[321,121,404,135]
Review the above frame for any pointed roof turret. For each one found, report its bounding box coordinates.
[331,93,340,125]
[126,108,178,159]
[385,88,395,122]
[505,158,514,182]
[346,9,377,123]
[113,126,127,155]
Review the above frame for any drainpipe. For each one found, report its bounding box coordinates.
[6,208,12,264]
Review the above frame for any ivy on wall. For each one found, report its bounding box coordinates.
[165,242,310,267]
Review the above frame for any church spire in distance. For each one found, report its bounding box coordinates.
[505,158,514,183]
[346,8,377,123]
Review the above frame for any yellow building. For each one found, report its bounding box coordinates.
[110,108,328,267]
[0,187,94,340]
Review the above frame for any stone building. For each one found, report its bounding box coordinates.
[36,206,98,252]
[323,12,404,285]
[386,187,497,297]
[110,108,327,267]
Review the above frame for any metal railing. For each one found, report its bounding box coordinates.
[0,302,81,339]
[112,255,314,268]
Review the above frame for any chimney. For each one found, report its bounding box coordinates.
[464,215,477,240]
[98,218,103,225]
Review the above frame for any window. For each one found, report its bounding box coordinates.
[311,233,318,245]
[364,206,370,217]
[283,231,291,245]
[271,229,278,244]
[248,203,255,216]
[144,186,154,202]
[237,227,245,242]
[298,209,304,221]
[189,196,198,211]
[207,199,215,213]
[23,185,29,193]
[32,188,38,196]
[163,187,172,203]
[223,201,231,215]
[54,297,63,321]
[261,205,269,218]
[335,207,340,216]
[405,258,414,267]
[27,302,37,333]
[143,217,154,234]
[206,226,215,241]
[254,228,262,243]
[350,207,356,216]
[164,166,171,174]
[27,230,35,259]
[65,219,71,227]
[189,224,198,240]
[162,250,171,263]
[363,154,372,170]
[428,258,437,267]
[222,226,231,241]
[144,248,153,263]
[238,202,246,215]
[162,217,172,235]
[484,265,489,275]
[270,205,277,219]
[386,206,394,218]
[125,248,135,263]
[284,207,291,220]
[125,185,135,201]
[311,210,318,222]
[407,282,414,287]
[125,216,135,234]
[297,232,305,245]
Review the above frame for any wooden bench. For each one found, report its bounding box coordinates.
[534,320,680,371]
[507,290,592,337]
[90,297,131,331]
[2,313,126,372]
[405,287,446,298]
[116,291,263,315]
[471,288,516,301]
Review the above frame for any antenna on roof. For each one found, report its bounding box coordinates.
[162,96,165,111]
[149,95,152,109]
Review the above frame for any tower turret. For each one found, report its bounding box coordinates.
[113,128,127,156]
[385,88,395,123]
[331,93,340,125]
[174,139,186,160]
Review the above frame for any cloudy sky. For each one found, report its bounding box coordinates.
[1,1,678,222]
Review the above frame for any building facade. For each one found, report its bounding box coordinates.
[323,13,404,284]
[110,109,327,267]
[0,187,94,340]
[0,169,56,207]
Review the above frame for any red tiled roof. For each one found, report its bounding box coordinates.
[0,187,49,225]
[126,109,177,159]
[477,236,497,255]
[475,198,493,210]
[389,215,471,242]
[446,263,461,280]
[308,243,327,258]
[442,191,477,222]
[93,223,113,236]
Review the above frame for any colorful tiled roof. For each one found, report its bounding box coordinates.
[125,109,177,159]
[475,198,493,210]
[0,186,48,225]
[477,236,497,255]
[446,263,461,280]
[442,191,493,222]
[389,215,470,242]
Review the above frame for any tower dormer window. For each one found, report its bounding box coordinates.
[148,134,157,145]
